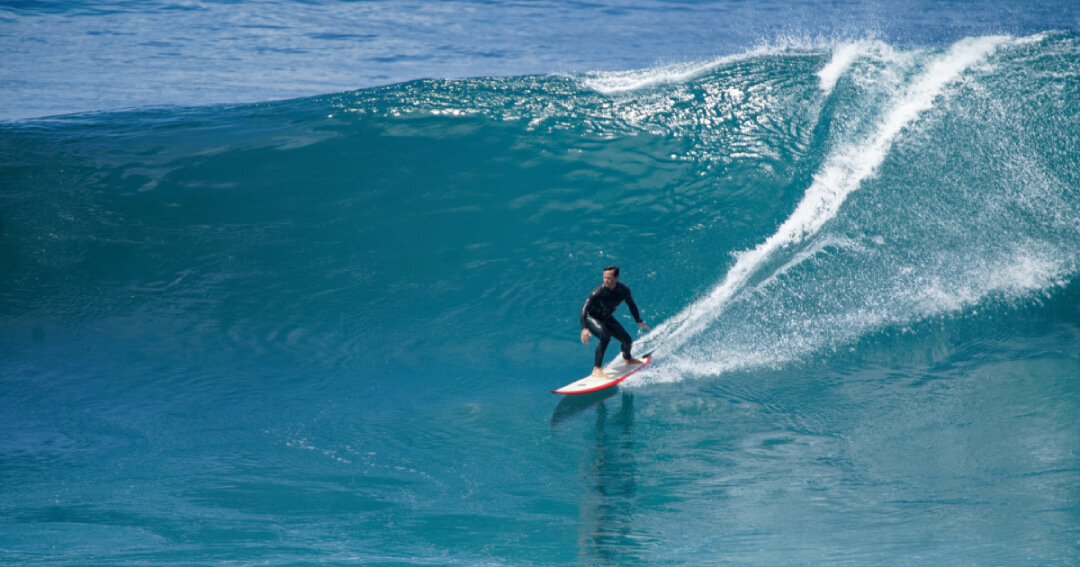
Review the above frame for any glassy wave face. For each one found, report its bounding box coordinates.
[3,34,1080,565]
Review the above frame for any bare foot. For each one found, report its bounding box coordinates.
[623,357,644,365]
[590,367,606,378]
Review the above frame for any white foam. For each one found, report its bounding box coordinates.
[580,53,756,94]
[635,245,1066,385]
[816,40,901,94]
[900,245,1064,317]
[755,235,864,291]
[816,41,866,93]
[643,35,1012,362]
[579,39,828,94]
[580,35,912,95]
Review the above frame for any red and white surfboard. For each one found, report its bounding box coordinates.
[552,356,651,395]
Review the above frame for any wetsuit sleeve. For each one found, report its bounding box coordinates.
[580,287,600,328]
[624,287,643,323]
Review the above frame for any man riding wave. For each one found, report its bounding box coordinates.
[580,265,651,377]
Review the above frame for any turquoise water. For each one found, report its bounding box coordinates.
[3,25,1080,566]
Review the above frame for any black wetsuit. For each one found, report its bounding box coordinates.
[580,282,642,368]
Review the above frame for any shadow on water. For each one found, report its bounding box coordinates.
[577,392,647,566]
[550,389,618,428]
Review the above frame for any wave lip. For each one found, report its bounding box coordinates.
[579,54,752,94]
[578,39,832,94]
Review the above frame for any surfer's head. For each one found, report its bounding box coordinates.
[603,265,619,288]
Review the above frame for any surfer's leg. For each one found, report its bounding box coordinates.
[604,316,641,363]
[585,316,611,368]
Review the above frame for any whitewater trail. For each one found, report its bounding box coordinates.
[631,35,1013,380]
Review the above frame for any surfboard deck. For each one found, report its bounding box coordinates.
[552,356,651,395]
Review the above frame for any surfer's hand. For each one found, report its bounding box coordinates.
[637,321,651,331]
[581,329,590,343]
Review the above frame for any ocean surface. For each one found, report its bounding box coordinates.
[3,1,1080,565]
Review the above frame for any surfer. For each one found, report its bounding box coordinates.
[580,266,651,377]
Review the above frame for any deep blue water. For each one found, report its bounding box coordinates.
[3,2,1080,565]
[1,0,1078,120]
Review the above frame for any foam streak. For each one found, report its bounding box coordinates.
[649,35,1010,359]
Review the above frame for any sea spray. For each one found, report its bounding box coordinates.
[635,36,1018,380]
[631,35,1080,383]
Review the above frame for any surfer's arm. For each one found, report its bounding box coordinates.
[624,290,643,323]
[624,289,650,330]
[580,289,599,342]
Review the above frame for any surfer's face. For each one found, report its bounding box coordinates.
[603,270,618,289]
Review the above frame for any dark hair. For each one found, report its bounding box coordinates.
[603,265,620,277]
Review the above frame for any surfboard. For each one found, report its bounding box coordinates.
[551,355,651,395]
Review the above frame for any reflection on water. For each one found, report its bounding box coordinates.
[550,389,618,428]
[578,392,649,565]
